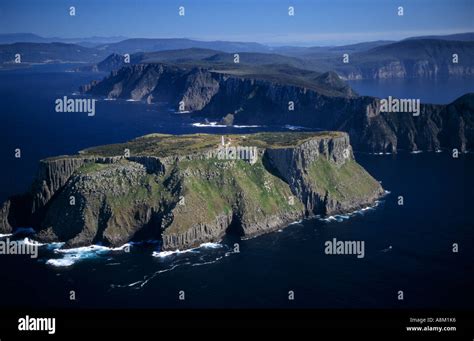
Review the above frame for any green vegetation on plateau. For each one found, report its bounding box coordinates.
[72,131,344,159]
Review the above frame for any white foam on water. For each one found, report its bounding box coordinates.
[46,242,65,250]
[152,250,174,258]
[0,233,13,238]
[411,150,423,154]
[46,258,75,267]
[13,237,64,250]
[55,243,128,254]
[283,124,308,131]
[191,256,224,267]
[233,125,261,128]
[152,249,196,258]
[191,122,261,128]
[152,241,224,258]
[192,122,224,128]
[20,237,45,246]
[46,243,131,267]
[127,281,143,287]
[199,242,222,249]
[319,200,383,223]
[111,265,180,290]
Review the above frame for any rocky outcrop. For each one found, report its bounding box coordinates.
[161,212,233,250]
[30,156,125,214]
[80,63,355,108]
[0,132,383,250]
[0,200,12,234]
[264,134,383,215]
[338,61,474,80]
[343,94,474,153]
[31,157,87,214]
[334,39,474,80]
[36,161,163,248]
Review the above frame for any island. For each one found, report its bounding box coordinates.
[0,132,384,250]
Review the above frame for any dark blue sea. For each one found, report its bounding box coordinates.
[0,65,473,309]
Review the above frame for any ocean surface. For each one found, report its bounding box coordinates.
[0,66,473,308]
[348,78,474,104]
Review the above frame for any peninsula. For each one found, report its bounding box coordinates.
[0,132,383,250]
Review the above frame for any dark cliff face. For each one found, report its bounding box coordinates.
[81,63,355,103]
[333,40,474,80]
[82,63,474,153]
[345,94,474,153]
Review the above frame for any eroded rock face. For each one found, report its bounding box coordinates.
[0,132,383,250]
[36,162,160,248]
[340,60,474,80]
[344,94,474,153]
[0,201,12,234]
[264,134,383,216]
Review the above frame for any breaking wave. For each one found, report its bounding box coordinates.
[191,122,261,128]
[45,243,131,268]
[318,198,386,223]
[111,242,237,290]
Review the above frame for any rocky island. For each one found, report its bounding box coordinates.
[0,132,383,250]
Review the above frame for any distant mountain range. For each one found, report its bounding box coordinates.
[1,32,474,79]
[96,38,270,54]
[0,33,128,46]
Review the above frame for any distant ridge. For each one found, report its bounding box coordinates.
[0,33,128,46]
[404,32,474,42]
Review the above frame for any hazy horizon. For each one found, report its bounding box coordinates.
[1,30,474,48]
[1,0,473,46]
